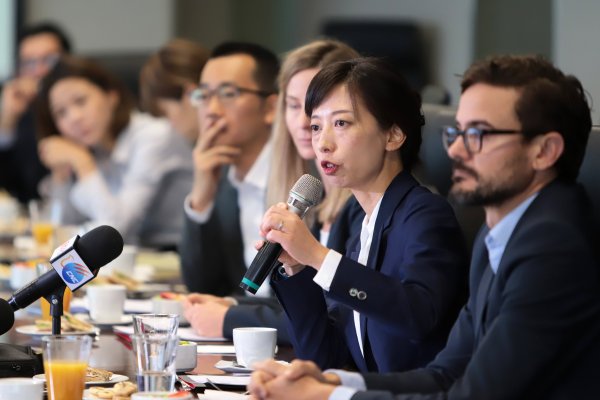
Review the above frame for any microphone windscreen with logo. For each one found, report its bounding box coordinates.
[76,225,124,270]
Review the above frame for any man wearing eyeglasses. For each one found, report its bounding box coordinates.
[248,55,600,399]
[0,22,71,203]
[180,42,288,340]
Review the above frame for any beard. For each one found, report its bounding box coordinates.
[449,159,533,207]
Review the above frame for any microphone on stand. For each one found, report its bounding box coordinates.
[240,174,323,294]
[1,225,123,335]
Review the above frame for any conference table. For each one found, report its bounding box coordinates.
[0,222,295,398]
[1,286,294,398]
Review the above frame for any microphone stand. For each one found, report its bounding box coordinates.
[43,287,65,335]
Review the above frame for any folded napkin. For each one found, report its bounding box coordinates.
[187,375,250,386]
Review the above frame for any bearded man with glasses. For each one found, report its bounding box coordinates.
[248,55,600,400]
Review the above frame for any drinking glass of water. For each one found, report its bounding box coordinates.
[131,333,178,392]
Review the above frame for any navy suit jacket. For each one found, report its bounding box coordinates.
[273,171,469,373]
[180,170,246,296]
[354,181,600,399]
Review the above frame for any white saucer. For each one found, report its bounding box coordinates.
[83,314,133,326]
[214,359,252,373]
[33,373,129,386]
[214,359,289,374]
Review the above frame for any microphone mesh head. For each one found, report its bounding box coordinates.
[291,174,324,206]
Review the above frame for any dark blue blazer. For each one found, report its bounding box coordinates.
[272,171,469,373]
[354,181,600,399]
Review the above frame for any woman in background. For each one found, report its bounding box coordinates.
[182,40,363,345]
[139,38,209,144]
[36,55,193,248]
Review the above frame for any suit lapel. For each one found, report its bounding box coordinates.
[366,171,418,272]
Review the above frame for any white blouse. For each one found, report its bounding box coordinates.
[53,112,193,247]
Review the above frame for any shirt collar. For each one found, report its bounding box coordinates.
[363,196,383,236]
[228,140,272,192]
[485,193,538,274]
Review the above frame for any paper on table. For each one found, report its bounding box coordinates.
[196,345,236,354]
[188,374,250,386]
[178,327,227,342]
[124,299,153,313]
[70,298,154,314]
[197,389,249,399]
[112,325,228,342]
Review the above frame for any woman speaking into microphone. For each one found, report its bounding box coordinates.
[259,58,469,373]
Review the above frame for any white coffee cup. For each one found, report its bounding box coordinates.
[102,244,137,276]
[9,263,37,290]
[0,378,43,400]
[87,284,126,322]
[232,327,277,368]
[151,297,188,324]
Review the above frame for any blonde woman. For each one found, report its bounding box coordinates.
[183,40,362,345]
[267,39,360,232]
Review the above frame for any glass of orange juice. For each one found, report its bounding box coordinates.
[29,200,60,257]
[42,335,92,400]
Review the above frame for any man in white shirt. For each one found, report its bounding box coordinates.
[179,42,291,341]
[248,55,600,400]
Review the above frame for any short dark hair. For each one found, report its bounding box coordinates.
[210,41,279,94]
[461,55,591,183]
[140,38,209,115]
[36,56,134,140]
[305,57,424,171]
[18,22,72,53]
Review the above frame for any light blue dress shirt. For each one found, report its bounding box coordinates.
[484,194,537,274]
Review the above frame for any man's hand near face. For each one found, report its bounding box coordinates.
[0,77,38,132]
[189,117,241,212]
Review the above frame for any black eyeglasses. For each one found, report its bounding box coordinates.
[442,126,522,154]
[189,83,273,106]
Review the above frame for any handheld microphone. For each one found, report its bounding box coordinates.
[240,174,323,294]
[7,225,123,312]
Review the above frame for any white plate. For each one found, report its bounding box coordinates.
[15,324,99,336]
[33,373,129,386]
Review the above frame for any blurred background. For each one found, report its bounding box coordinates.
[0,0,599,120]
